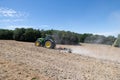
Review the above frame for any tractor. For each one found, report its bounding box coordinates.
[35,35,56,49]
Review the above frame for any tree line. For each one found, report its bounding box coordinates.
[0,28,120,46]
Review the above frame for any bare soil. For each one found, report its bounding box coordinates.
[0,40,120,80]
[57,43,120,62]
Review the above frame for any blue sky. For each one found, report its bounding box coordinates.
[0,0,120,36]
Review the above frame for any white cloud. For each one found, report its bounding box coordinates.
[0,19,24,22]
[1,25,33,30]
[0,7,28,17]
[0,7,29,25]
[1,25,53,30]
[93,31,119,37]
[37,25,52,30]
[39,25,50,28]
[108,11,120,26]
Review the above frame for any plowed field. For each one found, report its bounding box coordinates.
[0,40,120,80]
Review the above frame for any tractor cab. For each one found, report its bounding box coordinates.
[45,35,54,40]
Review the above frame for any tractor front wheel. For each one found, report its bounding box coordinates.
[35,41,40,46]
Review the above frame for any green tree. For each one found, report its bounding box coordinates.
[104,36,116,45]
[80,33,93,43]
[13,28,41,42]
[24,28,41,42]
[0,29,13,40]
[13,28,25,41]
[114,34,120,47]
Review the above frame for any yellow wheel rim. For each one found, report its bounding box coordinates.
[45,41,51,48]
[35,42,40,46]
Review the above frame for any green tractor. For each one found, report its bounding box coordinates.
[35,35,56,49]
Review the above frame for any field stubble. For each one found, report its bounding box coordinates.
[0,40,120,80]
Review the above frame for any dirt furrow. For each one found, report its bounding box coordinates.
[0,40,120,80]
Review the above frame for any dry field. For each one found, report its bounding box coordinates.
[57,43,120,63]
[0,40,120,80]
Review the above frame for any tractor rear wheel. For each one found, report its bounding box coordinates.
[45,40,55,49]
[45,40,52,48]
[35,41,41,46]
